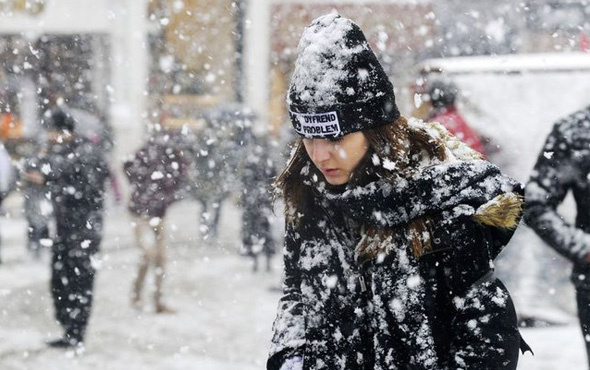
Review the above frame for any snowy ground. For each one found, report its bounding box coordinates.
[0,193,587,370]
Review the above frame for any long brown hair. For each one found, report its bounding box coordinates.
[274,116,447,259]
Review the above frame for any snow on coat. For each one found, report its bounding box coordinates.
[42,136,109,254]
[240,136,277,257]
[525,105,590,289]
[124,139,188,219]
[268,122,523,370]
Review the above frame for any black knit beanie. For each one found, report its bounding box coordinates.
[287,14,399,139]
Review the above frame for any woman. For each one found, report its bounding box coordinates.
[268,14,526,370]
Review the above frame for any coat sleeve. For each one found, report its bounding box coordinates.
[426,215,505,295]
[326,160,520,229]
[473,185,524,261]
[524,123,590,263]
[445,279,520,370]
[267,223,306,370]
[428,179,523,270]
[81,142,109,205]
[123,150,144,183]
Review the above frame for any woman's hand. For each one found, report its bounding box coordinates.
[279,356,304,370]
[24,171,45,185]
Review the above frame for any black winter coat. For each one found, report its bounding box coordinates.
[525,105,590,290]
[41,137,109,254]
[268,154,523,370]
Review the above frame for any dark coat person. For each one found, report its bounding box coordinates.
[29,108,109,348]
[268,14,527,370]
[525,105,590,368]
[190,107,248,239]
[240,133,276,272]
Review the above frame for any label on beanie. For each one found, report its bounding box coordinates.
[290,110,342,137]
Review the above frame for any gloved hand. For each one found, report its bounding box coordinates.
[279,356,304,370]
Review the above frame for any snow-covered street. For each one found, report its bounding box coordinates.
[1,1,589,369]
[0,193,586,369]
[0,196,280,370]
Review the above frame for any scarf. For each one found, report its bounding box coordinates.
[311,159,521,369]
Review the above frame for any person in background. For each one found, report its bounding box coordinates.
[190,108,245,241]
[20,142,53,260]
[240,132,276,272]
[524,105,590,369]
[414,78,486,156]
[124,130,187,314]
[268,14,527,370]
[25,107,108,349]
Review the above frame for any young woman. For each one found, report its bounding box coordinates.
[268,14,527,370]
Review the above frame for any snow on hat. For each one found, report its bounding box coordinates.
[287,13,399,139]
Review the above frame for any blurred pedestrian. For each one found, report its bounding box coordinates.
[123,131,187,313]
[25,107,109,348]
[414,78,487,155]
[524,105,590,368]
[20,144,53,259]
[240,132,276,272]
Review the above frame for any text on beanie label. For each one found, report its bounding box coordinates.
[290,110,342,137]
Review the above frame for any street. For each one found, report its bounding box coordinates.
[0,194,586,370]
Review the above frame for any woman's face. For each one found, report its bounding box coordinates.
[303,132,369,185]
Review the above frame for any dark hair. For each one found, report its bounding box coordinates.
[428,79,458,108]
[44,108,76,132]
[274,116,447,259]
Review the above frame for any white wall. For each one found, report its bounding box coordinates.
[108,0,149,159]
[245,0,271,134]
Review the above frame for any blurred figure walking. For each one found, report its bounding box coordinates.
[187,105,253,241]
[525,105,590,369]
[25,108,109,348]
[123,131,187,314]
[240,132,276,272]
